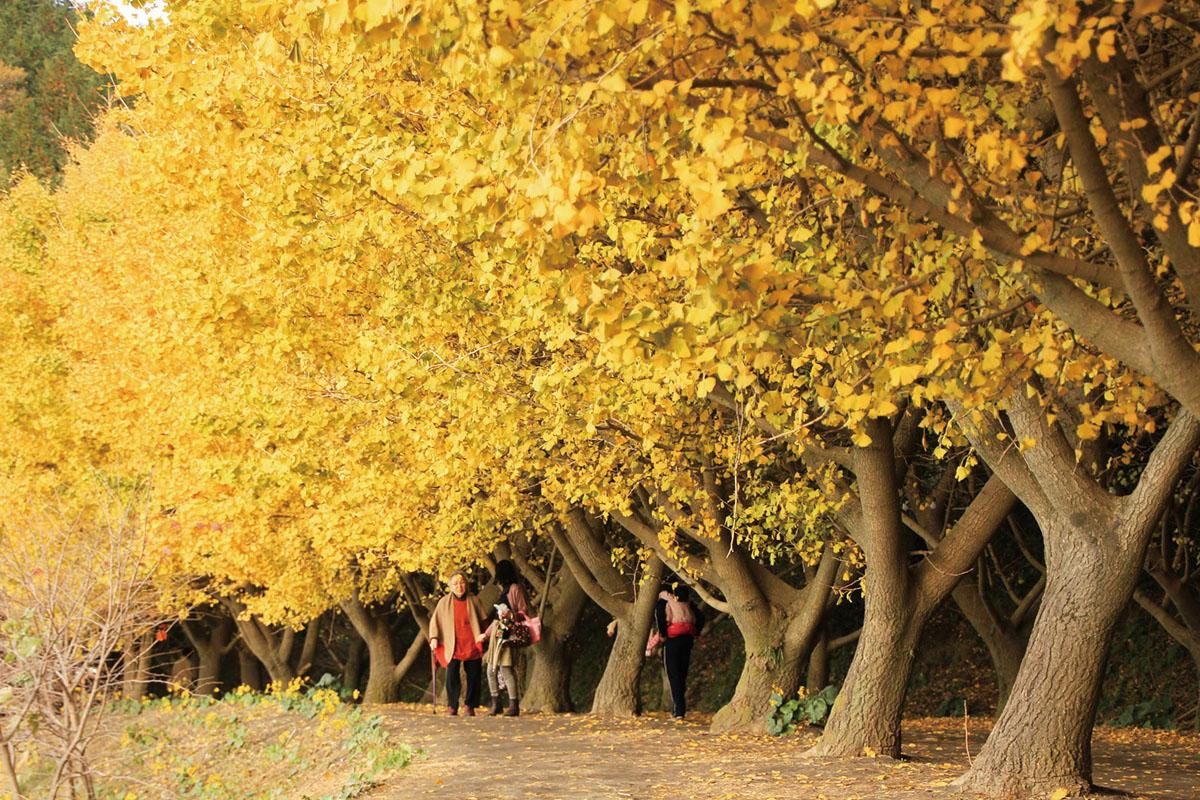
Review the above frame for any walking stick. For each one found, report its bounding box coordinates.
[430,649,437,714]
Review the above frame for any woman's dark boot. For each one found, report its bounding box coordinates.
[488,697,503,716]
[504,699,520,717]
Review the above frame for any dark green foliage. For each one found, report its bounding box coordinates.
[1109,696,1175,729]
[766,685,838,736]
[1100,605,1191,729]
[934,695,967,717]
[0,0,107,186]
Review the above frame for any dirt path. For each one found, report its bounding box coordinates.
[370,706,1200,799]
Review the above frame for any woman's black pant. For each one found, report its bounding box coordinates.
[446,657,482,709]
[662,636,694,718]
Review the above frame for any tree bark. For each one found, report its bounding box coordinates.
[712,548,838,733]
[121,633,152,702]
[354,614,400,705]
[523,634,573,712]
[340,597,428,705]
[614,496,837,733]
[952,396,1200,797]
[711,612,807,732]
[236,645,263,691]
[951,579,1030,709]
[237,620,294,684]
[806,629,829,692]
[181,615,235,698]
[523,570,587,713]
[812,420,1017,758]
[955,533,1129,796]
[221,599,297,685]
[551,509,665,716]
[1193,655,1200,732]
[295,615,320,678]
[343,633,365,694]
[809,572,921,757]
[589,566,662,716]
[195,645,223,698]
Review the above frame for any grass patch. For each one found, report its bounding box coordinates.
[17,679,414,800]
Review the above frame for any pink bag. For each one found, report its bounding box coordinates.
[524,616,542,645]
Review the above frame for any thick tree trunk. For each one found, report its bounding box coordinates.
[295,616,320,679]
[244,630,294,684]
[590,575,661,716]
[343,634,366,694]
[711,616,807,733]
[552,509,664,716]
[523,572,587,713]
[122,633,152,702]
[223,600,296,685]
[195,648,223,697]
[952,580,1028,710]
[361,628,401,705]
[809,582,923,757]
[183,616,234,698]
[955,538,1132,797]
[523,634,573,712]
[169,654,198,693]
[810,417,919,758]
[237,646,264,691]
[709,549,838,733]
[590,619,647,716]
[812,424,1017,759]
[806,629,829,692]
[948,395,1199,797]
[341,599,414,705]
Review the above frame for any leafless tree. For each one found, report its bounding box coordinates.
[0,486,170,799]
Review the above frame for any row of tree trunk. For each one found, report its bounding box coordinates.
[154,418,1200,800]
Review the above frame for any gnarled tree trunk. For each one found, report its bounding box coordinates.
[811,419,1016,758]
[589,570,661,715]
[551,508,665,716]
[343,633,366,694]
[221,599,298,685]
[810,581,921,757]
[613,488,838,733]
[957,528,1129,796]
[711,612,807,732]
[523,570,587,713]
[951,394,1200,796]
[236,645,264,691]
[182,614,236,697]
[341,595,428,705]
[711,548,838,733]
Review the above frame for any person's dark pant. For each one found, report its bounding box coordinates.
[446,657,482,709]
[663,636,694,718]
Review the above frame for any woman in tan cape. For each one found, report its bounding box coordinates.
[428,572,486,716]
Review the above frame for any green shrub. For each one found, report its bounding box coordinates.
[766,685,838,735]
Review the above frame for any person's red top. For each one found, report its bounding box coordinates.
[452,596,482,661]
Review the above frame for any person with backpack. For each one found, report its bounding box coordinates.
[646,580,705,720]
[428,571,486,716]
[476,559,530,717]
